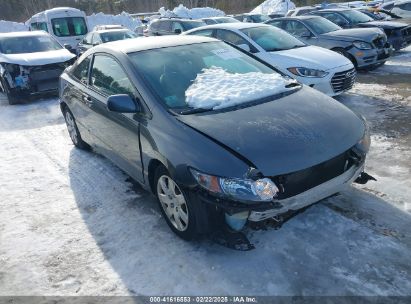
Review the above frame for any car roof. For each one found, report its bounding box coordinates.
[92,35,218,54]
[0,31,50,38]
[95,28,131,34]
[275,15,319,20]
[185,22,271,32]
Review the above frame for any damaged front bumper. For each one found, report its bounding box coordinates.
[248,163,364,222]
[1,61,73,97]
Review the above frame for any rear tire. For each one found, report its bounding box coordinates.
[63,107,89,150]
[154,166,202,240]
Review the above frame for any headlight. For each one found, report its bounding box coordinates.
[287,67,328,78]
[190,168,279,202]
[353,41,373,50]
[355,115,371,153]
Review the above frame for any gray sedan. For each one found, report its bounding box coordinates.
[266,16,392,69]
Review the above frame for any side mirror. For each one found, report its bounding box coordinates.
[107,94,141,113]
[64,43,73,50]
[237,43,251,52]
[174,28,182,34]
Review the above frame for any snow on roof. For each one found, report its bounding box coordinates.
[159,4,225,19]
[86,12,141,31]
[185,67,293,110]
[251,0,296,15]
[0,20,28,33]
[0,30,47,37]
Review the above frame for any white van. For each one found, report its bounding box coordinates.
[28,7,89,51]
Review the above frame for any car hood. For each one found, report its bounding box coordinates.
[269,45,352,71]
[320,28,383,42]
[177,87,365,176]
[0,49,75,66]
[359,20,407,29]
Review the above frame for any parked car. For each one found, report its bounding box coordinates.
[28,7,89,52]
[202,16,241,25]
[60,35,371,241]
[146,18,206,36]
[310,8,411,50]
[77,26,137,56]
[233,14,270,23]
[0,31,76,105]
[267,16,392,69]
[390,0,411,17]
[286,6,318,16]
[184,23,355,96]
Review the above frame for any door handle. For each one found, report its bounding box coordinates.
[82,94,92,105]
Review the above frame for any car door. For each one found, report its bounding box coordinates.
[86,53,144,182]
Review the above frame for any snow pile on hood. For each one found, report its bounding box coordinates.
[251,0,296,15]
[159,4,225,19]
[0,20,28,33]
[185,67,292,110]
[87,12,141,31]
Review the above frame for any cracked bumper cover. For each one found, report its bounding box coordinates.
[248,163,364,222]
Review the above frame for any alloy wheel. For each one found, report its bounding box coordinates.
[65,111,78,145]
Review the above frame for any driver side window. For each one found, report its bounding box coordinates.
[284,21,311,37]
[91,34,102,45]
[323,13,348,26]
[171,22,184,32]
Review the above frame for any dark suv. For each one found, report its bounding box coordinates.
[147,18,206,36]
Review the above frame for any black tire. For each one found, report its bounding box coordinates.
[333,48,358,69]
[154,166,202,240]
[1,78,19,105]
[63,107,90,150]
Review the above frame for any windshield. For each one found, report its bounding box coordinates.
[129,42,289,112]
[0,35,62,54]
[182,21,207,31]
[100,30,137,43]
[305,17,342,34]
[340,10,374,24]
[240,26,305,51]
[51,17,87,37]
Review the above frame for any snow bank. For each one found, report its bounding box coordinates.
[185,67,292,110]
[0,20,28,33]
[159,4,224,19]
[251,0,296,15]
[87,12,141,31]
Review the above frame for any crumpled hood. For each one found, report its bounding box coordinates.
[177,87,365,176]
[321,28,383,42]
[269,45,352,71]
[0,49,75,66]
[359,20,407,29]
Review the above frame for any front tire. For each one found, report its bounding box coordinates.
[1,78,19,105]
[155,166,200,240]
[63,107,89,150]
[333,48,358,69]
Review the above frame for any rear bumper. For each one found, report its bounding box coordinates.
[248,163,363,222]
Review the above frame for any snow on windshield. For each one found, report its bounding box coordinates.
[185,67,293,110]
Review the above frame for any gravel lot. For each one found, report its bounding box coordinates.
[0,46,410,296]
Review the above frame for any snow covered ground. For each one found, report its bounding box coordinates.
[0,47,410,296]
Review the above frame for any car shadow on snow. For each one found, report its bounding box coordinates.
[68,148,411,296]
[0,93,64,131]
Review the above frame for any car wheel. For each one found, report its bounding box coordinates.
[333,48,358,68]
[1,78,19,105]
[63,107,89,150]
[155,166,199,240]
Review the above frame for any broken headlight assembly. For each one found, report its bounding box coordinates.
[354,114,371,154]
[287,67,328,78]
[190,168,279,202]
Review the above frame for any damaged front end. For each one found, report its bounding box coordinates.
[1,59,75,100]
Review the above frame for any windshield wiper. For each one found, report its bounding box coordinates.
[179,107,211,115]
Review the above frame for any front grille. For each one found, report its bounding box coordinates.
[372,36,386,49]
[331,68,356,94]
[271,150,356,199]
